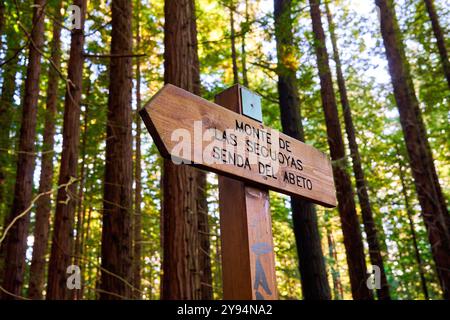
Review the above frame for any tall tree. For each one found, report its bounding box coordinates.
[274,0,331,300]
[162,0,207,299]
[376,0,450,298]
[191,3,213,299]
[47,0,87,300]
[0,0,5,50]
[308,0,373,300]
[1,0,46,299]
[72,79,90,300]
[0,34,20,220]
[240,0,249,87]
[397,151,429,300]
[100,0,134,300]
[133,0,142,299]
[325,218,344,300]
[197,171,213,300]
[229,0,239,84]
[423,0,450,88]
[0,17,20,287]
[28,2,63,299]
[0,7,22,278]
[324,2,390,300]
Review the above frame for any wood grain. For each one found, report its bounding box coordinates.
[140,83,336,207]
[216,85,277,300]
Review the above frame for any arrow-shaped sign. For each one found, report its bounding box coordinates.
[140,84,337,208]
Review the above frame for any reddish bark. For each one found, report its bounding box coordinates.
[100,0,134,300]
[190,2,213,299]
[424,0,450,88]
[162,0,206,300]
[241,0,249,87]
[397,154,429,299]
[0,35,19,220]
[274,0,331,300]
[229,0,239,84]
[47,0,87,300]
[376,0,450,299]
[325,3,390,300]
[72,80,91,300]
[133,7,142,298]
[308,0,373,300]
[0,0,4,52]
[1,0,46,299]
[0,34,20,285]
[28,3,63,299]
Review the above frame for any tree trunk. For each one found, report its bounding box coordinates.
[1,0,46,299]
[424,0,450,88]
[308,0,373,300]
[0,35,19,222]
[325,2,390,300]
[100,0,134,300]
[0,32,20,283]
[214,225,222,298]
[325,223,343,300]
[397,153,429,300]
[47,0,86,300]
[0,0,5,50]
[72,79,90,300]
[133,6,142,299]
[162,0,205,300]
[190,3,213,299]
[241,0,249,87]
[81,159,96,299]
[229,0,239,84]
[376,0,450,299]
[82,204,92,298]
[274,0,331,300]
[28,2,63,299]
[197,173,212,300]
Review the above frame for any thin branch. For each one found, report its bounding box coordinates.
[84,20,112,37]
[0,177,79,246]
[83,53,147,59]
[0,285,30,300]
[248,60,277,72]
[0,178,79,300]
[0,43,28,68]
[0,148,55,156]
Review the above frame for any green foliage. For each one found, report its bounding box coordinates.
[0,0,448,300]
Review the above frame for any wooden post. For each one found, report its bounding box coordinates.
[215,85,278,300]
[140,83,336,298]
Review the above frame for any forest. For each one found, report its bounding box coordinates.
[0,0,449,301]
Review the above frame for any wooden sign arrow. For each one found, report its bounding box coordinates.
[140,84,337,208]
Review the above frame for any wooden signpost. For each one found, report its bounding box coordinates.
[140,84,336,207]
[140,83,337,300]
[215,85,278,300]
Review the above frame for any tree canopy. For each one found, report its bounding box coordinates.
[0,0,448,300]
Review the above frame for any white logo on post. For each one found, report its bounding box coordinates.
[67,5,81,30]
[66,265,81,290]
[366,265,381,290]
